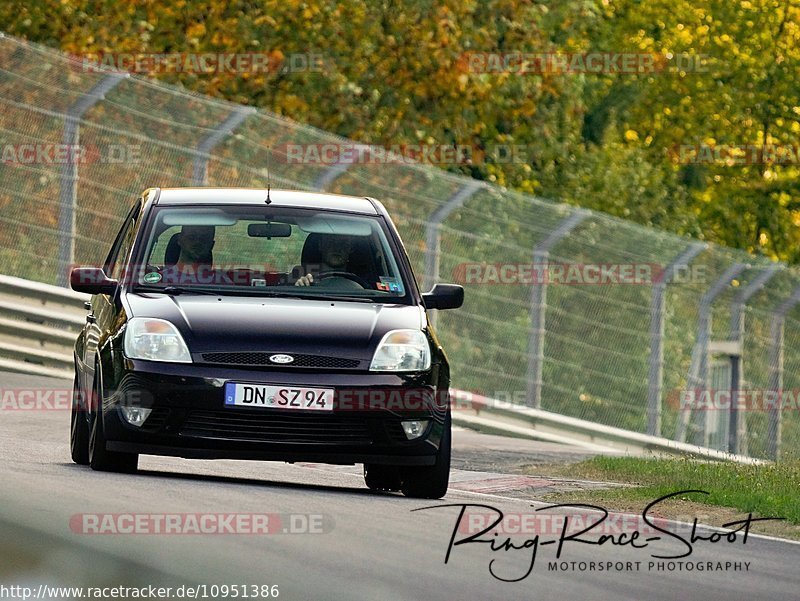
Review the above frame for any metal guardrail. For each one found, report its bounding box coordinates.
[0,274,87,380]
[0,273,763,463]
[450,391,766,464]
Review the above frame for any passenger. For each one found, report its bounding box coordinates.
[295,234,354,287]
[175,225,215,269]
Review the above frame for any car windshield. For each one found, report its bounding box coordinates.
[132,206,410,301]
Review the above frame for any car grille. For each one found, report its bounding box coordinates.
[199,352,361,369]
[179,409,373,444]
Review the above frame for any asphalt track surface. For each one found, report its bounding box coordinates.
[0,371,796,601]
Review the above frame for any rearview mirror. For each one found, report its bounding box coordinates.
[248,223,292,238]
[70,267,118,295]
[422,283,464,310]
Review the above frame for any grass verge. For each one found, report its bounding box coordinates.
[523,456,800,541]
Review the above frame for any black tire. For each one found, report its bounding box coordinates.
[364,464,402,492]
[89,369,138,473]
[70,372,90,465]
[401,412,451,499]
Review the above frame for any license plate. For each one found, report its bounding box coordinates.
[224,382,333,411]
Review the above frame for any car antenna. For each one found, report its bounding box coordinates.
[265,145,272,204]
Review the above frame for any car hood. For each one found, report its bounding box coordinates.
[124,293,426,359]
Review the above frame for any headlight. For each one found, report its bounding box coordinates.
[370,329,431,372]
[123,318,192,363]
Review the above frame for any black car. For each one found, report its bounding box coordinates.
[70,188,463,498]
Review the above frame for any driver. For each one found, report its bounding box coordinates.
[160,225,217,285]
[295,234,354,287]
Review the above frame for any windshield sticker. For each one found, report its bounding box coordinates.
[143,272,162,284]
[378,277,402,292]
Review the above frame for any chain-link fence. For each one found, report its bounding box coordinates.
[1,33,798,460]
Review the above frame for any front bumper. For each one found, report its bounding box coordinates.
[101,359,449,466]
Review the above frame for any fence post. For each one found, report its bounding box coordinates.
[56,73,127,286]
[647,242,706,436]
[423,181,484,292]
[767,285,800,459]
[727,352,742,454]
[525,210,589,408]
[421,180,484,329]
[192,106,256,185]
[676,262,748,445]
[727,264,781,454]
[313,161,351,192]
[730,265,781,342]
[312,144,374,191]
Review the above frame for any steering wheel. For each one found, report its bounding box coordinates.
[317,271,369,288]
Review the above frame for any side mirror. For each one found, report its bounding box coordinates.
[70,267,119,295]
[422,283,464,310]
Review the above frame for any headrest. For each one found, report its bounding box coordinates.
[164,232,213,266]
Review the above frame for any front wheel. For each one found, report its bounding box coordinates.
[88,369,138,473]
[401,412,451,499]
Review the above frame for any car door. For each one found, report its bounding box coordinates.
[82,199,143,387]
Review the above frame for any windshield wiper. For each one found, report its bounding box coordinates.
[163,286,224,296]
[236,290,373,302]
[136,285,221,296]
[300,294,376,303]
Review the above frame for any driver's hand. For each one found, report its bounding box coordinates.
[295,273,314,286]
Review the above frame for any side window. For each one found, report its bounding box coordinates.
[104,203,141,280]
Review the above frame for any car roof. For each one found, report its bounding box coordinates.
[151,188,379,215]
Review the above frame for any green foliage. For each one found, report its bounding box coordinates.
[2,0,799,261]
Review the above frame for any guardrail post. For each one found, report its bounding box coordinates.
[56,73,127,287]
[727,264,781,454]
[192,106,256,185]
[767,285,800,459]
[525,210,589,408]
[647,242,706,436]
[676,262,748,445]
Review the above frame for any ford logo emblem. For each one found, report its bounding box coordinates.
[269,354,294,364]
